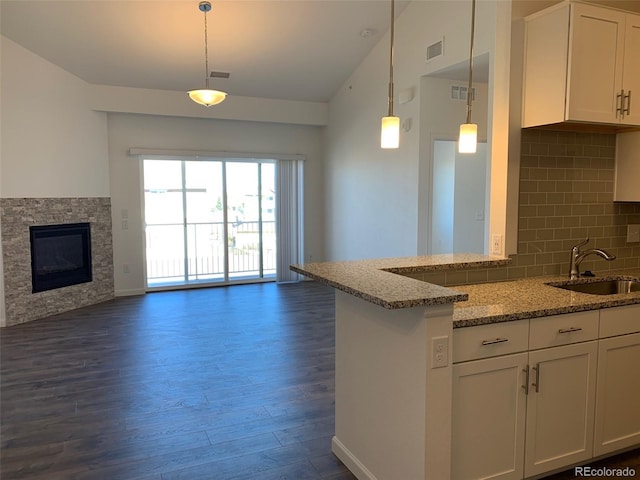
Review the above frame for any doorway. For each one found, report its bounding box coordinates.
[431,140,489,254]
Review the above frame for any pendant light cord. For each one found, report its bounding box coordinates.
[388,0,395,117]
[466,0,476,124]
[203,4,210,89]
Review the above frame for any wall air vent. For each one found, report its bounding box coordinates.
[451,85,476,101]
[426,38,444,63]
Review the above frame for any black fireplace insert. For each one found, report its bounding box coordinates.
[30,222,92,293]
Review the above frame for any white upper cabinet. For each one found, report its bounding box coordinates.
[614,131,640,202]
[620,11,640,125]
[523,1,640,127]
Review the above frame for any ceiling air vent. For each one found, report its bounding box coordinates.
[426,38,444,63]
[451,85,476,101]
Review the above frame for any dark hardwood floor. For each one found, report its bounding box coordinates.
[1,282,355,480]
[1,281,638,479]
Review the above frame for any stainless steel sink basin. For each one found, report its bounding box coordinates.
[550,279,640,295]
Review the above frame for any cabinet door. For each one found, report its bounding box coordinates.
[614,131,640,202]
[594,333,640,456]
[524,341,598,478]
[567,3,626,123]
[452,353,528,480]
[622,14,640,125]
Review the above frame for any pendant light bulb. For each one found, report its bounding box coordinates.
[381,116,400,149]
[458,123,478,153]
[188,1,227,107]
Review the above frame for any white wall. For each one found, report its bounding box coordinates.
[0,36,110,198]
[108,114,325,295]
[324,0,509,261]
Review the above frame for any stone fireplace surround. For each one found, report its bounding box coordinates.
[1,198,114,327]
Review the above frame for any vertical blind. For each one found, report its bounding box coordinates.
[276,159,304,282]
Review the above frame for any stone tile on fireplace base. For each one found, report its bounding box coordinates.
[1,198,114,327]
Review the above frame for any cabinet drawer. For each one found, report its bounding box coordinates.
[529,311,599,350]
[600,304,640,338]
[453,319,529,363]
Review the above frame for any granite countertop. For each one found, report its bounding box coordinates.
[290,254,510,309]
[453,270,640,328]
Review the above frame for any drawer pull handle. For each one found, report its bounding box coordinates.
[481,337,509,346]
[617,89,625,118]
[624,90,631,115]
[558,327,582,334]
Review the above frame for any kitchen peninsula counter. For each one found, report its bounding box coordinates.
[290,253,510,309]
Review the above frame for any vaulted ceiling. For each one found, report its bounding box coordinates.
[3,1,640,103]
[1,0,411,102]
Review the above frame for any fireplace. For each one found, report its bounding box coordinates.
[30,222,92,293]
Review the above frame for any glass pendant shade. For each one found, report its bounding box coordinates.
[458,123,478,153]
[381,116,400,149]
[188,88,227,107]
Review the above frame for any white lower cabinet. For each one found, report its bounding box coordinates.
[453,353,528,480]
[523,341,598,478]
[451,309,627,480]
[594,332,640,456]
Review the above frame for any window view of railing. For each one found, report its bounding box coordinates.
[146,221,276,284]
[144,159,276,287]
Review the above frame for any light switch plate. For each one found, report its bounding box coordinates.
[627,224,640,243]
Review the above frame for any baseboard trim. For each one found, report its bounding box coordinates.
[331,436,378,480]
[115,288,146,297]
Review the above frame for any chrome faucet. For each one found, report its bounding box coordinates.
[569,238,616,280]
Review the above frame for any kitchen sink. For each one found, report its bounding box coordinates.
[549,279,640,295]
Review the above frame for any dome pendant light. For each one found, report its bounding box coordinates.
[188,1,227,107]
[381,0,399,149]
[459,0,477,153]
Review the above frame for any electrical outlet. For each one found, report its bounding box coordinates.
[431,336,449,369]
[627,224,640,243]
[491,234,503,255]
[123,264,130,274]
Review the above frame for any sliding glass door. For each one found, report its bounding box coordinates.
[144,158,276,288]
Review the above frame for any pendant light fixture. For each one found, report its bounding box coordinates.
[381,0,399,149]
[459,0,477,154]
[188,1,227,107]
